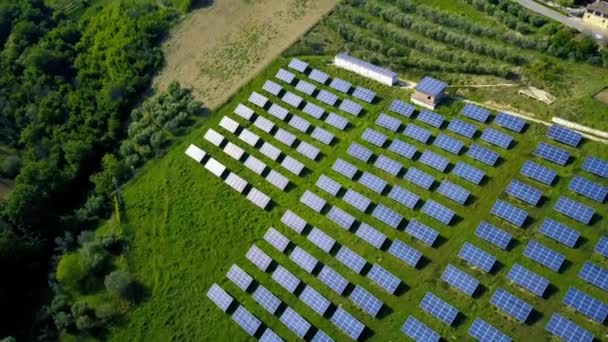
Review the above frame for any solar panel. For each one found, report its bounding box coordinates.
[318,266,348,294]
[244,156,267,175]
[234,103,255,121]
[300,191,326,213]
[404,167,435,190]
[332,158,358,179]
[507,263,549,297]
[419,150,450,172]
[281,155,304,176]
[239,128,260,147]
[347,142,373,162]
[453,161,485,185]
[437,180,470,205]
[374,155,402,176]
[506,180,543,206]
[290,246,318,274]
[545,313,594,342]
[316,90,338,106]
[433,134,464,155]
[404,124,431,143]
[185,144,206,163]
[361,128,387,147]
[490,200,527,227]
[311,127,334,145]
[468,318,511,342]
[259,328,282,342]
[359,172,387,194]
[204,128,225,147]
[467,144,499,166]
[247,187,271,209]
[354,223,385,249]
[283,92,303,108]
[461,103,490,123]
[389,99,415,117]
[534,142,570,166]
[280,307,310,339]
[329,77,351,93]
[264,227,290,253]
[490,288,533,322]
[249,92,269,108]
[417,110,444,128]
[267,103,289,121]
[207,283,233,312]
[523,240,565,272]
[475,221,511,250]
[520,160,556,185]
[302,102,324,119]
[225,172,248,193]
[307,227,335,253]
[246,245,273,271]
[335,246,367,274]
[310,330,333,342]
[401,316,440,342]
[376,112,402,132]
[272,265,301,293]
[219,116,240,133]
[224,142,245,160]
[415,76,448,96]
[405,220,439,246]
[448,119,477,139]
[276,68,295,84]
[596,236,608,257]
[253,285,281,314]
[538,218,579,248]
[422,200,454,225]
[349,285,383,317]
[339,99,362,116]
[288,58,308,72]
[372,204,403,229]
[227,264,253,291]
[579,261,608,292]
[288,115,310,133]
[260,142,281,161]
[263,80,282,96]
[562,287,608,323]
[368,264,401,294]
[388,186,420,209]
[295,80,316,96]
[420,292,459,325]
[547,125,582,147]
[388,139,417,159]
[569,175,607,202]
[388,240,422,267]
[352,86,376,103]
[204,158,226,178]
[327,206,355,229]
[330,307,365,340]
[325,112,348,130]
[232,306,261,336]
[441,264,479,296]
[296,141,320,160]
[300,286,330,315]
[458,242,496,273]
[309,69,329,84]
[343,189,371,212]
[281,210,307,234]
[583,155,608,178]
[316,174,342,196]
[554,196,595,224]
[495,112,525,133]
[480,128,513,149]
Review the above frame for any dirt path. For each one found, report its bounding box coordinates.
[153,0,336,110]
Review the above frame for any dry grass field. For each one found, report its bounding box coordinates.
[153,0,337,110]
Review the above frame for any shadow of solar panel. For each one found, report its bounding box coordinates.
[475,221,511,250]
[352,86,376,103]
[362,128,387,147]
[554,196,595,224]
[316,89,338,106]
[263,80,282,96]
[495,112,525,133]
[309,69,329,84]
[459,242,495,273]
[264,228,290,253]
[276,68,295,84]
[434,134,464,155]
[300,286,330,315]
[296,80,316,96]
[330,77,352,93]
[583,155,608,178]
[349,285,383,317]
[388,186,419,209]
[343,189,371,212]
[548,125,582,147]
[453,162,485,185]
[260,142,281,161]
[227,264,253,291]
[490,200,527,227]
[596,236,608,257]
[419,150,450,173]
[318,266,348,294]
[376,113,402,132]
[325,112,348,130]
[232,306,261,336]
[563,287,608,323]
[281,155,304,176]
[247,188,271,209]
[272,265,301,293]
[374,155,402,176]
[448,119,477,139]
[368,264,401,294]
[249,92,269,108]
[506,180,542,206]
[539,218,579,248]
[545,313,594,342]
[260,328,282,342]
[481,128,513,149]
[422,200,454,225]
[288,58,308,72]
[416,76,448,96]
[225,172,248,193]
[336,246,366,273]
[441,264,479,296]
[524,240,565,272]
[339,99,362,116]
[389,240,422,267]
[437,181,470,205]
[347,142,373,162]
[462,103,490,123]
[302,102,324,119]
[244,156,266,175]
[534,142,570,166]
[355,223,386,249]
[307,227,335,253]
[316,174,342,196]
[311,127,334,145]
[579,261,608,292]
[467,144,499,166]
[281,210,307,234]
[296,141,320,161]
[359,172,387,194]
[519,160,556,185]
[327,206,355,229]
[420,292,459,325]
[388,139,417,159]
[468,318,511,342]
[207,283,234,312]
[569,175,607,202]
[405,167,435,190]
[220,116,240,133]
[389,99,415,117]
[507,263,549,297]
[406,220,439,246]
[247,245,273,271]
[280,307,311,339]
[253,285,281,314]
[332,158,358,179]
[372,204,403,228]
[417,110,444,128]
[300,191,326,212]
[330,307,365,340]
[404,123,432,143]
[401,316,440,342]
[235,103,255,121]
[490,288,533,322]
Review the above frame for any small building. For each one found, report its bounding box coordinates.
[584,1,608,30]
[334,53,398,86]
[411,76,448,110]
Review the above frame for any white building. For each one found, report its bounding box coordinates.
[334,53,398,86]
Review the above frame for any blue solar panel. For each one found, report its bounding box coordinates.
[349,285,383,317]
[280,307,310,339]
[480,128,513,149]
[207,283,234,312]
[288,58,308,72]
[569,175,607,202]
[547,125,582,147]
[462,103,490,123]
[300,286,330,315]
[404,124,432,144]
[520,160,557,185]
[545,313,594,342]
[329,77,351,93]
[453,161,485,185]
[388,186,420,209]
[562,287,608,323]
[417,110,444,128]
[534,142,570,166]
[311,127,334,145]
[401,316,440,342]
[448,119,477,139]
[490,288,533,322]
[582,155,608,178]
[272,265,301,293]
[316,90,338,106]
[290,246,318,274]
[300,190,326,213]
[507,263,549,297]
[307,228,335,253]
[538,218,579,248]
[339,99,362,116]
[579,261,608,292]
[372,204,402,228]
[422,200,454,225]
[343,189,371,212]
[330,307,365,340]
[359,172,387,194]
[249,91,269,108]
[490,200,527,227]
[332,158,358,179]
[419,150,450,172]
[433,134,464,155]
[458,243,496,273]
[352,86,376,103]
[302,102,324,119]
[288,114,310,132]
[336,246,366,274]
[355,223,386,249]
[276,68,295,84]
[596,236,608,257]
[263,80,283,96]
[441,264,479,296]
[318,266,348,295]
[415,76,448,97]
[505,180,543,206]
[327,206,355,230]
[495,112,525,133]
[260,328,282,342]
[376,113,402,132]
[295,80,316,96]
[347,142,373,162]
[468,318,511,342]
[309,69,329,84]
[437,180,470,205]
[388,139,417,159]
[253,285,281,315]
[325,112,348,130]
[367,264,401,294]
[406,220,439,246]
[467,144,500,166]
[388,240,422,267]
[554,196,595,225]
[405,167,435,189]
[523,240,565,272]
[389,99,415,118]
[232,306,261,336]
[475,221,512,250]
[374,155,402,176]
[361,128,388,147]
[419,292,459,325]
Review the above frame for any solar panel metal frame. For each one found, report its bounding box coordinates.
[311,127,334,145]
[281,210,307,234]
[579,261,608,292]
[352,86,376,103]
[401,316,440,342]
[433,134,464,155]
[300,286,330,315]
[349,285,383,317]
[275,68,295,84]
[554,196,595,225]
[389,99,415,118]
[316,174,342,196]
[375,113,402,132]
[372,204,403,229]
[419,150,450,173]
[505,180,543,206]
[461,103,490,123]
[468,318,511,342]
[417,110,444,128]
[458,242,496,273]
[547,125,582,147]
[232,305,261,336]
[300,190,326,213]
[325,112,348,130]
[388,139,417,159]
[361,128,387,147]
[480,128,513,149]
[569,175,607,203]
[253,285,281,314]
[534,142,570,166]
[388,186,419,209]
[523,240,565,272]
[583,155,608,178]
[264,227,290,253]
[335,246,366,274]
[329,77,351,93]
[339,99,362,116]
[495,112,525,133]
[404,167,435,190]
[437,180,470,205]
[474,221,511,250]
[405,220,439,246]
[359,172,387,194]
[538,218,579,248]
[596,236,608,257]
[467,144,500,167]
[545,313,594,342]
[419,292,459,326]
[327,206,355,230]
[332,158,358,179]
[263,80,282,96]
[453,161,485,185]
[448,119,477,139]
[302,102,324,119]
[520,160,556,185]
[288,58,308,72]
[295,80,316,96]
[388,240,422,267]
[562,287,608,323]
[441,264,479,296]
[490,200,528,227]
[207,283,233,312]
[307,227,335,253]
[318,266,348,294]
[404,123,432,144]
[330,307,365,340]
[490,288,533,322]
[280,307,311,339]
[422,199,455,225]
[227,264,254,291]
[343,189,371,212]
[347,142,373,163]
[246,245,273,271]
[374,155,402,176]
[507,263,549,297]
[368,264,401,294]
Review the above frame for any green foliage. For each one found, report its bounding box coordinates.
[0,156,21,178]
[104,270,132,299]
[56,253,87,292]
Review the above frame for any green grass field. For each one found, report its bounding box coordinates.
[100,55,608,341]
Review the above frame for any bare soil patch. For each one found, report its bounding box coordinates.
[594,88,608,104]
[153,0,336,109]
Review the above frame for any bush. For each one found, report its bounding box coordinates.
[104,270,133,298]
[0,156,21,178]
[56,253,87,291]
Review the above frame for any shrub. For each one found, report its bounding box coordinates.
[56,253,87,291]
[0,156,21,178]
[104,270,133,298]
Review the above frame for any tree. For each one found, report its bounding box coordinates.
[0,156,20,178]
[55,253,87,291]
[104,270,133,298]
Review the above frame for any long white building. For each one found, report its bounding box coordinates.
[334,53,398,86]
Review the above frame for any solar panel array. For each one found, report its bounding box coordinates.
[453,161,485,185]
[316,174,342,196]
[290,247,318,274]
[309,69,329,84]
[569,175,607,202]
[280,307,310,338]
[227,264,253,291]
[480,128,512,149]
[579,261,608,292]
[467,144,500,166]
[276,68,295,84]
[404,124,431,143]
[355,223,386,249]
[583,155,608,178]
[232,306,261,336]
[253,285,281,314]
[461,103,490,123]
[388,139,417,159]
[419,150,450,172]
[448,119,477,138]
[405,167,435,190]
[316,89,338,106]
[596,236,608,257]
[295,80,316,96]
[343,189,371,212]
[507,263,549,297]
[360,172,387,193]
[330,307,365,340]
[468,318,511,342]
[352,86,375,103]
[347,142,373,162]
[554,196,595,225]
[300,190,326,213]
[433,134,464,155]
[417,110,444,128]
[491,200,527,227]
[490,288,533,322]
[538,218,579,248]
[401,316,440,342]
[388,240,422,267]
[318,266,348,295]
[329,77,351,93]
[422,199,454,225]
[562,287,608,323]
[520,160,556,185]
[437,180,470,204]
[545,313,594,342]
[372,204,402,228]
[441,264,479,296]
[361,128,387,147]
[415,76,448,96]
[307,228,335,254]
[406,220,439,246]
[475,221,512,250]
[332,158,358,179]
[495,112,525,133]
[272,265,301,293]
[288,58,308,72]
[458,243,496,273]
[349,285,383,317]
[547,125,582,147]
[376,113,402,132]
[339,99,362,116]
[389,99,415,117]
[374,155,402,176]
[335,246,366,274]
[325,112,348,130]
[534,142,570,166]
[367,264,401,294]
[388,186,420,209]
[302,102,324,119]
[300,286,330,315]
[263,80,282,96]
[207,283,234,312]
[420,292,459,325]
[505,180,543,206]
[523,240,565,272]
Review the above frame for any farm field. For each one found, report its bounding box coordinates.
[106,55,608,341]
